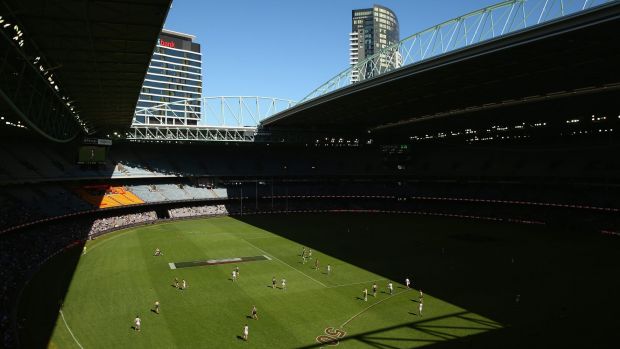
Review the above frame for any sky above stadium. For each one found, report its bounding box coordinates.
[164,0,500,101]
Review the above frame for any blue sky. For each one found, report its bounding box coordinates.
[164,0,500,101]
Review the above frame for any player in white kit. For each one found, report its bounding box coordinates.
[134,315,141,331]
[243,324,249,341]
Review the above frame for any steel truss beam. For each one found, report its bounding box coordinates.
[127,125,257,142]
[0,8,87,142]
[133,96,296,127]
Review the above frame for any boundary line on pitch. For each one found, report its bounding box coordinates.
[341,289,410,328]
[241,239,327,288]
[327,279,386,288]
[60,309,84,349]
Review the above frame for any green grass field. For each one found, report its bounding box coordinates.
[18,213,620,348]
[43,216,499,348]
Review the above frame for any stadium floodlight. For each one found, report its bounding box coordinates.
[3,23,11,28]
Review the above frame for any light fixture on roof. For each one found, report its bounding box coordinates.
[3,23,10,28]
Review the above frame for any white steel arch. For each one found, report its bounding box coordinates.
[297,0,615,104]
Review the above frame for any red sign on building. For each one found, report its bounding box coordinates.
[159,39,175,48]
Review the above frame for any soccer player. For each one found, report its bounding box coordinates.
[363,288,368,302]
[181,279,187,290]
[372,283,378,297]
[327,264,331,275]
[301,247,306,257]
[272,276,277,289]
[235,266,240,277]
[405,278,410,289]
[419,300,423,316]
[309,249,313,258]
[251,305,258,320]
[134,315,141,331]
[315,258,320,270]
[154,248,160,256]
[388,282,393,295]
[281,278,286,291]
[243,324,249,341]
[232,270,237,282]
[174,277,179,289]
[154,301,160,314]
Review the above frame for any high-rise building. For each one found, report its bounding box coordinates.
[134,29,202,125]
[350,5,400,83]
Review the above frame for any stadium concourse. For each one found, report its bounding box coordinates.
[1,0,620,348]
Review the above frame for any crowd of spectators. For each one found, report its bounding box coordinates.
[89,212,157,237]
[168,204,228,218]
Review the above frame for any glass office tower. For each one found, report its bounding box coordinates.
[350,5,400,83]
[134,29,202,125]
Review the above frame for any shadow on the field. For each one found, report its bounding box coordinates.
[16,241,86,348]
[295,310,503,349]
[233,213,620,348]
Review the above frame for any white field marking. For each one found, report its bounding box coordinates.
[244,235,278,240]
[60,310,84,349]
[263,255,272,261]
[327,279,386,289]
[241,238,327,288]
[168,262,177,269]
[82,231,129,255]
[341,289,410,328]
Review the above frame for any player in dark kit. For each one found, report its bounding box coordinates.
[272,276,277,289]
[251,305,258,320]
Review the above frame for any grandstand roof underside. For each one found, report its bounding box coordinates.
[3,0,171,131]
[262,3,620,135]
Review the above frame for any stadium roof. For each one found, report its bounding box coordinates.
[2,0,171,132]
[261,2,620,135]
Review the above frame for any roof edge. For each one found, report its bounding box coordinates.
[162,28,196,40]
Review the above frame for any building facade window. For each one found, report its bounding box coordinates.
[133,29,203,126]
